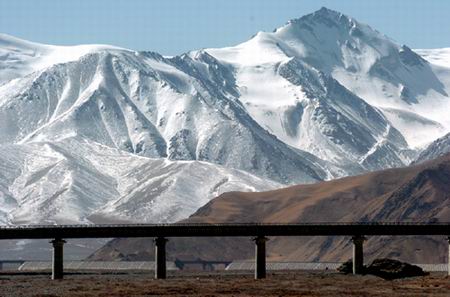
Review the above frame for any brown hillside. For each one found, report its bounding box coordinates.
[91,154,450,264]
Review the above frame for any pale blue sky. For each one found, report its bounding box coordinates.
[1,0,449,55]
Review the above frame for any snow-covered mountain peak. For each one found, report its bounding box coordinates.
[286,7,356,29]
[282,7,388,43]
[271,9,400,71]
[226,8,448,147]
[209,7,426,81]
[0,33,127,85]
[0,33,47,51]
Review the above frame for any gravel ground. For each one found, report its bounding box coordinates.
[0,271,449,297]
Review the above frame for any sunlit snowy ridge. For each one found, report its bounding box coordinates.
[1,7,450,225]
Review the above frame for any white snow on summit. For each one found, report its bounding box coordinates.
[206,7,450,148]
[0,33,125,85]
[416,48,450,68]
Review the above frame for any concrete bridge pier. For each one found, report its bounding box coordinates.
[50,238,66,280]
[447,237,450,276]
[253,236,268,279]
[154,237,168,279]
[351,235,366,275]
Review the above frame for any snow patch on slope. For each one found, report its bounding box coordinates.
[0,138,281,225]
[382,107,447,148]
[416,48,450,68]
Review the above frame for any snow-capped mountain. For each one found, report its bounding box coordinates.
[0,48,334,184]
[207,8,450,149]
[1,7,450,226]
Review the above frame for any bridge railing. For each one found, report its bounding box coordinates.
[2,221,450,229]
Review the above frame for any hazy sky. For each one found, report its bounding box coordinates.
[1,0,449,55]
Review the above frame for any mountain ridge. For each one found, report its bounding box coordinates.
[1,7,450,228]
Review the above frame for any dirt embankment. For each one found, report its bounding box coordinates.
[1,271,450,297]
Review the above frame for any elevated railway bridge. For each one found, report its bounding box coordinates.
[0,223,449,279]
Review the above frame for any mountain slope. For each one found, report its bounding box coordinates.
[415,132,450,164]
[416,48,450,68]
[0,48,336,184]
[190,153,450,224]
[0,138,281,225]
[92,153,450,264]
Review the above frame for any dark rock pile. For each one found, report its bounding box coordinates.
[365,258,428,280]
[337,258,429,279]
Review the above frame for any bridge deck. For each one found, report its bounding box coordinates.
[0,223,449,240]
[1,223,450,279]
